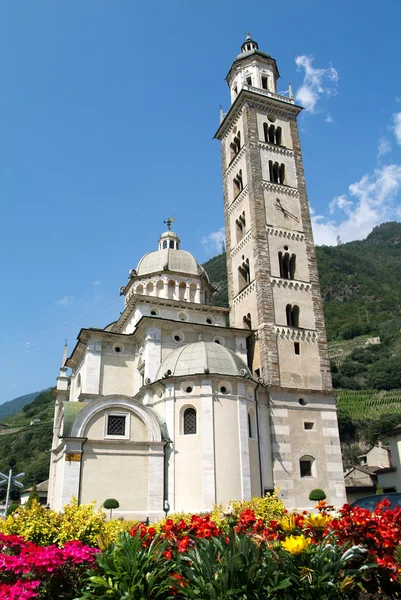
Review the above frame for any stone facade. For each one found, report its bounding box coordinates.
[215,35,346,506]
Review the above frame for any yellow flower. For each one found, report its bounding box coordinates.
[279,514,297,532]
[303,514,331,530]
[281,535,311,554]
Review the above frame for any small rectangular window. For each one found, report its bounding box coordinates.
[233,85,238,96]
[304,422,314,430]
[107,415,126,436]
[300,460,312,477]
[294,342,300,355]
[261,76,268,90]
[246,76,252,85]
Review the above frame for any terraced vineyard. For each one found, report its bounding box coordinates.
[328,335,380,364]
[336,389,401,419]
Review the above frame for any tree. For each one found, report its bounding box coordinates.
[26,484,40,508]
[103,498,119,519]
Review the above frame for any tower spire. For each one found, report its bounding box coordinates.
[59,339,68,374]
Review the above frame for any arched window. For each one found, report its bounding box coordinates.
[299,455,315,478]
[230,131,241,162]
[275,126,282,146]
[268,124,275,144]
[268,161,286,184]
[169,240,175,249]
[286,304,300,327]
[279,252,296,279]
[233,169,244,197]
[243,313,252,329]
[238,258,250,292]
[263,122,269,143]
[235,211,246,243]
[279,163,285,185]
[248,408,257,439]
[183,407,197,435]
[163,240,168,249]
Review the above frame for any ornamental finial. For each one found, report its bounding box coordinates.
[163,216,176,231]
[245,31,252,40]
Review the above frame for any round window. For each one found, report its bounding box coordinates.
[267,113,277,123]
[213,336,225,346]
[220,386,228,394]
[150,307,159,316]
[185,386,193,393]
[178,311,189,321]
[172,331,185,343]
[299,398,308,406]
[205,315,214,325]
[113,343,124,354]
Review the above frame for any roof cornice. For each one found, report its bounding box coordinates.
[214,88,302,140]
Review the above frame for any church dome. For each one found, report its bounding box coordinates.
[156,341,251,379]
[137,248,202,278]
[136,230,209,281]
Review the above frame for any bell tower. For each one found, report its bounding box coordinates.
[215,36,346,506]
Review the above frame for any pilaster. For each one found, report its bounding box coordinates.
[200,379,216,509]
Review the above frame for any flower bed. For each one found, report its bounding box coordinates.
[0,497,400,599]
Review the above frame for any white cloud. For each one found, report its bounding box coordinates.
[201,228,226,255]
[92,280,102,286]
[295,55,338,113]
[325,114,333,123]
[56,296,75,306]
[312,164,401,245]
[393,112,401,145]
[377,137,392,158]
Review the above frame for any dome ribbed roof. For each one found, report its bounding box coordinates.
[136,249,205,279]
[156,341,251,379]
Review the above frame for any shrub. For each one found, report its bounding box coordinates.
[103,498,119,519]
[309,488,327,502]
[6,502,20,517]
[26,484,40,508]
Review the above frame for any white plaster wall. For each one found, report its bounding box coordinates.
[214,395,242,503]
[229,61,276,103]
[174,395,202,512]
[277,338,323,390]
[388,435,401,492]
[264,190,302,231]
[80,444,149,515]
[83,340,102,395]
[100,355,135,397]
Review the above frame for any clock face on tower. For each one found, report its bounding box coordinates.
[274,198,299,222]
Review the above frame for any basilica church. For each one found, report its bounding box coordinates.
[48,36,346,520]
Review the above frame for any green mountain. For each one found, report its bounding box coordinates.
[0,388,55,497]
[0,390,44,422]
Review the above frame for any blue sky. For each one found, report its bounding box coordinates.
[1,0,401,402]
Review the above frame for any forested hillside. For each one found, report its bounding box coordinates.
[0,390,43,421]
[0,388,54,497]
